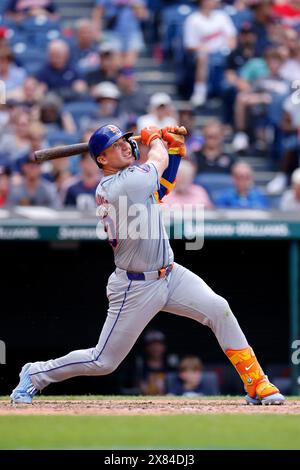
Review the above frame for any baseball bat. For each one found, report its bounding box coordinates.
[34,126,187,163]
[34,142,89,163]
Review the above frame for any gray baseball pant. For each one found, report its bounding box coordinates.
[29,262,248,390]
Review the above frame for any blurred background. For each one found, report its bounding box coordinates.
[0,0,299,397]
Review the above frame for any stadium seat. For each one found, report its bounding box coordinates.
[63,101,98,129]
[12,44,46,75]
[6,29,27,46]
[195,172,233,200]
[161,4,196,60]
[0,0,10,14]
[224,5,254,31]
[46,129,81,148]
[268,194,281,209]
[20,16,62,34]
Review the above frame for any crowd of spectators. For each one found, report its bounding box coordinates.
[0,0,299,211]
[119,329,221,396]
[117,328,294,396]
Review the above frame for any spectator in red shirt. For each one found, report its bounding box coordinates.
[273,0,300,30]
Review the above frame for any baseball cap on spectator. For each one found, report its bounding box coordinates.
[177,102,193,113]
[150,92,171,108]
[41,93,63,109]
[144,330,166,344]
[93,81,120,100]
[98,42,118,55]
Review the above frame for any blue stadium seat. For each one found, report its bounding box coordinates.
[20,16,61,34]
[63,101,98,129]
[161,4,196,60]
[0,0,10,14]
[195,172,233,200]
[46,129,81,148]
[224,5,253,31]
[268,194,281,209]
[12,45,46,75]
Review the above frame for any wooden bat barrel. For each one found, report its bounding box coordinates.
[34,143,89,162]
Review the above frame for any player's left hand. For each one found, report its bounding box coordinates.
[161,126,186,157]
[140,126,161,146]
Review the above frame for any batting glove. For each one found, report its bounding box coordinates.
[161,126,186,157]
[140,126,161,146]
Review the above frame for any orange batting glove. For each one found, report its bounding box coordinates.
[140,126,162,146]
[161,126,186,157]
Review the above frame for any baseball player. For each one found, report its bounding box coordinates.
[11,124,284,405]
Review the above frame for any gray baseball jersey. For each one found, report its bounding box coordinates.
[28,159,249,391]
[96,162,174,272]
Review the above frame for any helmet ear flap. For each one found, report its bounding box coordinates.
[129,139,140,161]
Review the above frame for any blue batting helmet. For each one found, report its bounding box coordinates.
[88,125,139,164]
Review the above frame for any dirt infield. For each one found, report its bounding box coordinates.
[0,399,299,415]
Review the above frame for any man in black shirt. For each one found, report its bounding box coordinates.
[85,43,120,88]
[193,118,234,174]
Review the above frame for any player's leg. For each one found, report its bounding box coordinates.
[11,273,169,401]
[162,263,284,405]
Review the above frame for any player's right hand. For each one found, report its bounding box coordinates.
[161,126,186,157]
[140,126,161,146]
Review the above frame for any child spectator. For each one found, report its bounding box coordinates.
[168,355,220,397]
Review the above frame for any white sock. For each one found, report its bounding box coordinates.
[194,82,207,95]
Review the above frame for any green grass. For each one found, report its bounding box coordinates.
[0,396,299,450]
[0,415,300,450]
